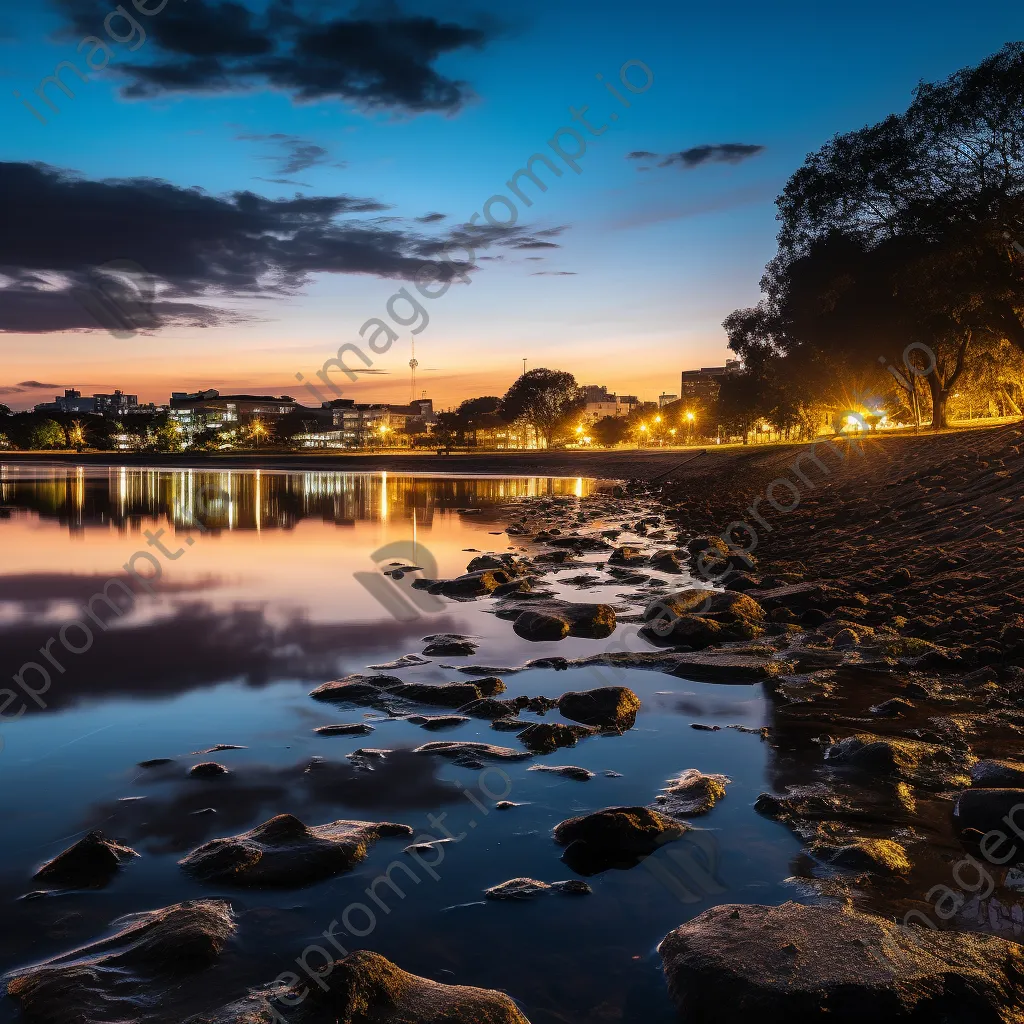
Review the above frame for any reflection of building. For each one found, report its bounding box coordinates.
[35,388,148,416]
[296,399,435,448]
[0,467,591,535]
[678,361,740,406]
[581,385,639,423]
[169,390,299,432]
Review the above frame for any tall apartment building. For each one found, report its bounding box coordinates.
[678,360,741,405]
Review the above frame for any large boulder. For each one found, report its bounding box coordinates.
[7,900,235,1024]
[825,733,975,788]
[557,686,641,729]
[513,610,570,642]
[382,681,486,707]
[516,722,597,754]
[179,814,413,886]
[501,598,616,641]
[970,759,1024,788]
[659,902,1024,1021]
[553,806,688,874]
[641,589,764,647]
[33,830,138,889]
[193,950,531,1024]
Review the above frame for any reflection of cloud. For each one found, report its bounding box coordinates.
[610,180,783,230]
[84,750,460,854]
[0,572,218,609]
[0,601,467,713]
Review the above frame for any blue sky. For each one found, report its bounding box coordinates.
[1,0,1021,408]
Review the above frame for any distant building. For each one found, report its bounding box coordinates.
[296,399,436,448]
[169,390,299,432]
[678,361,741,406]
[35,388,148,416]
[581,385,640,423]
[659,393,678,407]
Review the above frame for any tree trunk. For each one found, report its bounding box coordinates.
[926,372,949,430]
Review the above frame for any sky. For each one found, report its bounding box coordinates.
[1,0,1021,411]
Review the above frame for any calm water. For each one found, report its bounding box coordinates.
[0,465,799,1023]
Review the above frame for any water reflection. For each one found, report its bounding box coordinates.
[0,465,592,534]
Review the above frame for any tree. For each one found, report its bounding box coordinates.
[0,405,12,417]
[591,415,629,447]
[745,43,1024,428]
[500,369,585,447]
[30,420,66,450]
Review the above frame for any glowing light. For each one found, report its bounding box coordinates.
[685,411,695,422]
[654,415,662,424]
[639,424,648,433]
[583,435,592,444]
[574,424,584,435]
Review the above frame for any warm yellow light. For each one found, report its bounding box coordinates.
[583,435,592,444]
[639,423,648,432]
[379,424,390,434]
[669,428,677,436]
[575,424,584,434]
[686,411,695,422]
[654,415,662,423]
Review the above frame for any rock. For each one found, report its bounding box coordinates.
[138,757,173,768]
[191,951,530,1024]
[484,877,592,900]
[474,677,508,697]
[658,901,1024,1020]
[812,837,912,875]
[345,747,392,763]
[495,800,522,810]
[459,697,519,719]
[527,765,594,781]
[516,722,597,753]
[367,653,431,670]
[413,741,532,763]
[971,759,1024,788]
[309,674,401,704]
[422,639,479,657]
[7,900,235,1024]
[557,686,641,729]
[513,611,570,641]
[669,651,795,682]
[190,762,230,778]
[608,545,647,565]
[179,814,413,886]
[33,831,138,889]
[644,587,764,625]
[547,535,610,551]
[554,806,688,874]
[314,723,375,736]
[492,718,531,731]
[465,556,505,572]
[954,789,1024,857]
[825,732,975,787]
[869,698,914,717]
[649,549,686,573]
[833,627,860,648]
[686,535,729,558]
[406,715,470,731]
[383,681,487,707]
[436,569,518,598]
[652,769,729,817]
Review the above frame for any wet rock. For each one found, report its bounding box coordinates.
[644,587,765,625]
[309,674,401,704]
[649,550,686,574]
[345,747,392,764]
[7,900,236,1024]
[608,545,647,565]
[492,718,531,731]
[557,686,641,729]
[314,723,375,736]
[193,951,530,1024]
[528,765,594,781]
[484,877,592,900]
[459,697,519,719]
[812,837,912,875]
[367,653,431,670]
[190,762,230,778]
[465,555,505,572]
[833,627,860,648]
[516,722,598,753]
[33,831,138,889]
[971,759,1024,788]
[138,757,173,768]
[686,535,729,558]
[179,814,413,886]
[383,681,488,707]
[495,800,522,810]
[652,769,730,817]
[555,806,688,875]
[658,901,1024,1020]
[406,715,470,731]
[474,676,508,697]
[869,698,914,717]
[413,741,532,763]
[547,535,610,551]
[436,569,518,598]
[513,610,570,641]
[825,732,975,787]
[422,638,479,657]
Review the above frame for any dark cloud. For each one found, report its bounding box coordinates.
[0,162,567,332]
[238,132,339,175]
[55,1,492,113]
[416,212,447,223]
[255,176,313,188]
[17,380,61,388]
[632,144,766,170]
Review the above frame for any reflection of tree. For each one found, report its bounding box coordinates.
[0,470,590,534]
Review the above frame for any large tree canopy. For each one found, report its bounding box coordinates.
[500,369,585,447]
[729,42,1024,429]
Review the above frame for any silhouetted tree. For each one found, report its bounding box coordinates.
[500,369,585,447]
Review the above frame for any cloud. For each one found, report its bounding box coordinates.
[415,212,447,223]
[0,380,62,394]
[255,176,313,188]
[55,1,494,114]
[238,132,341,175]
[630,143,766,170]
[18,380,61,388]
[530,270,576,275]
[0,162,565,332]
